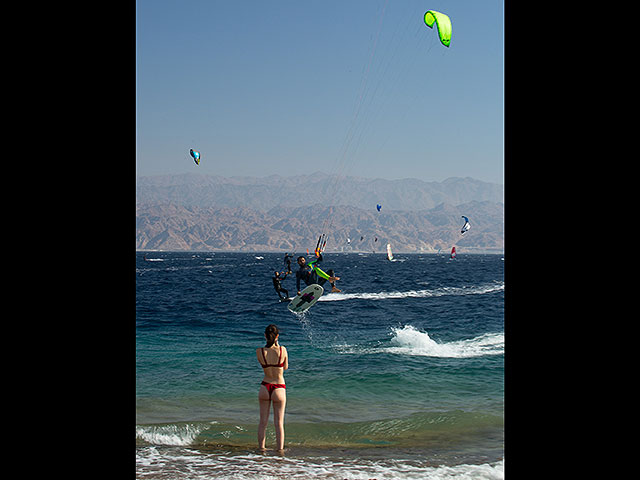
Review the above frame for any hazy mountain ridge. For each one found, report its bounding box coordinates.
[136,202,503,253]
[136,173,503,212]
[136,173,503,253]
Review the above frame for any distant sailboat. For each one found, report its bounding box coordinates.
[386,243,394,261]
[450,246,456,260]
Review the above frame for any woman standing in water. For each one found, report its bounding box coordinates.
[257,324,288,452]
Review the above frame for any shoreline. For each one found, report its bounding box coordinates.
[136,442,504,468]
[136,444,504,479]
[135,415,504,465]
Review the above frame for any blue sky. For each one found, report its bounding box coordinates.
[136,0,503,184]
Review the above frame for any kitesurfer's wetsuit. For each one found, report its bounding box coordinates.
[272,273,289,300]
[296,254,335,292]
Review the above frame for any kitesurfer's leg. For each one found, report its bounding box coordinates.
[326,269,341,293]
[275,287,285,300]
[316,269,341,292]
[326,269,335,288]
[280,287,289,300]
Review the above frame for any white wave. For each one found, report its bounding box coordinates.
[137,447,504,479]
[333,325,504,358]
[319,283,504,302]
[145,258,164,262]
[136,423,212,446]
[386,325,504,358]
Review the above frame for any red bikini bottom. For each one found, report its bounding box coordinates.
[261,381,286,399]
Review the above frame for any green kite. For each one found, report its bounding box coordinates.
[424,10,452,47]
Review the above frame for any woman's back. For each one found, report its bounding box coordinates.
[257,345,288,383]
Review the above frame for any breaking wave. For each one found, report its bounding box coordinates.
[136,447,504,480]
[386,325,504,358]
[334,325,504,358]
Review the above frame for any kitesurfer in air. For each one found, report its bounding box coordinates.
[296,254,341,295]
[272,271,291,301]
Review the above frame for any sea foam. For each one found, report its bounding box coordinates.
[386,325,504,358]
[136,447,505,480]
[136,423,210,446]
[334,325,504,358]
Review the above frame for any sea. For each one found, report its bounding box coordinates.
[136,251,504,479]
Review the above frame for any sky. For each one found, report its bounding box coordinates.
[136,0,503,184]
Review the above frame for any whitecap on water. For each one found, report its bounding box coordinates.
[385,325,504,358]
[136,447,505,480]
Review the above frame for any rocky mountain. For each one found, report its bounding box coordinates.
[136,173,503,253]
[136,201,503,253]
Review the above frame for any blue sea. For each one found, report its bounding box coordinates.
[136,252,504,479]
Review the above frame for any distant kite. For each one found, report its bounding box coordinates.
[190,149,200,165]
[424,10,452,47]
[460,216,471,235]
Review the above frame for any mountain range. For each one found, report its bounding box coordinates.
[136,173,504,253]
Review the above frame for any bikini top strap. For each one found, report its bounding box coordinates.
[261,345,284,367]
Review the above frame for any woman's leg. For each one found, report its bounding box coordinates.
[271,388,287,451]
[257,385,271,450]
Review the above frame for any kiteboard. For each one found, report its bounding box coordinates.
[287,284,323,314]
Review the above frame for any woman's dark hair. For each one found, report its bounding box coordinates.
[265,324,279,347]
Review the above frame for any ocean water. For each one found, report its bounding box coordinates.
[136,252,504,479]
